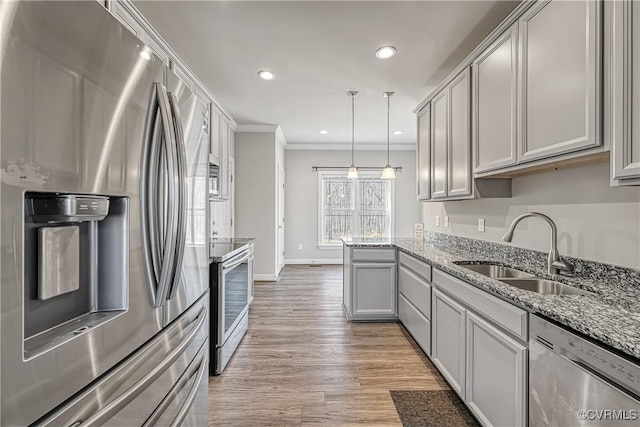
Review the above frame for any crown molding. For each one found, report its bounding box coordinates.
[285,142,416,151]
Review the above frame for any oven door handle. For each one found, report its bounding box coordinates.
[222,251,250,272]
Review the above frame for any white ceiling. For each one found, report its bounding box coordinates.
[134,0,520,149]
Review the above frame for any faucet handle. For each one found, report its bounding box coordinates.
[552,257,574,276]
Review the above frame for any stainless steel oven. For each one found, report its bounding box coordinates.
[211,247,253,374]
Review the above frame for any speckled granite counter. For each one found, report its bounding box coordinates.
[210,238,255,262]
[343,234,640,360]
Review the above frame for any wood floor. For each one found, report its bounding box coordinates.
[208,265,449,426]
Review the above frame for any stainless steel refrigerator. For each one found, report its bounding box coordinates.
[0,2,210,425]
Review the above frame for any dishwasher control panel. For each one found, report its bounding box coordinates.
[531,314,640,397]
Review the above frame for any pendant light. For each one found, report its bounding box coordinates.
[347,91,359,179]
[381,91,396,179]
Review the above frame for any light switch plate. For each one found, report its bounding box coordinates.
[478,218,485,232]
[435,216,440,226]
[444,216,449,228]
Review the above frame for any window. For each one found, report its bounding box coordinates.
[318,172,393,247]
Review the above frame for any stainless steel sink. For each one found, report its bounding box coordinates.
[499,278,595,297]
[458,263,534,279]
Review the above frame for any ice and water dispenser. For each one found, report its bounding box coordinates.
[24,192,128,358]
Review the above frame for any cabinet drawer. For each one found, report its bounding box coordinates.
[398,294,431,356]
[399,252,432,281]
[433,269,527,341]
[398,265,431,319]
[352,248,396,263]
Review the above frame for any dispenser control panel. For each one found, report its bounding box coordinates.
[27,194,109,223]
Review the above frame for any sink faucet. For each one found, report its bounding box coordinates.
[502,212,573,276]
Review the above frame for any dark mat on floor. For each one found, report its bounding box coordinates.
[390,390,480,427]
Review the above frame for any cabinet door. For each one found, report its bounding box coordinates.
[210,106,222,161]
[447,69,472,197]
[220,118,230,199]
[145,35,170,67]
[417,103,431,200]
[109,2,145,40]
[352,263,397,318]
[466,312,527,427]
[432,288,466,398]
[518,0,600,162]
[612,0,640,181]
[431,90,448,199]
[473,23,518,173]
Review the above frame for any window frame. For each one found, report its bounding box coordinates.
[317,170,395,249]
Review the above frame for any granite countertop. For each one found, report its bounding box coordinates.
[209,237,255,263]
[343,236,640,360]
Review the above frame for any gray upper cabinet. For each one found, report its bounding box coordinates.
[109,1,145,40]
[417,103,431,200]
[518,0,601,162]
[472,23,518,173]
[430,69,472,200]
[109,1,170,66]
[447,68,472,198]
[431,89,448,199]
[611,0,640,185]
[465,312,527,427]
[210,106,222,162]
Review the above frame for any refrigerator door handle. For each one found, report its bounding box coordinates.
[142,346,207,427]
[73,305,207,426]
[142,83,179,307]
[140,85,163,305]
[166,92,188,301]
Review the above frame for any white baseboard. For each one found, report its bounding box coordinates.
[284,259,343,265]
[254,273,278,281]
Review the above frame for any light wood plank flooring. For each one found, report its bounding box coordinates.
[209,265,449,426]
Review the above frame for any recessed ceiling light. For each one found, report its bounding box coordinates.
[375,46,396,59]
[393,130,403,135]
[319,130,329,135]
[257,70,276,80]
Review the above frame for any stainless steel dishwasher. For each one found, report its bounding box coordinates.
[530,314,640,426]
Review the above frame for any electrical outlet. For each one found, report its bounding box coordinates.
[444,216,449,228]
[435,216,440,226]
[298,244,303,251]
[478,218,485,232]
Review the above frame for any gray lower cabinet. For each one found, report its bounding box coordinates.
[431,268,529,426]
[352,263,397,319]
[397,257,432,356]
[611,0,640,185]
[465,312,527,427]
[343,246,397,321]
[431,288,466,398]
[518,0,601,162]
[398,294,431,355]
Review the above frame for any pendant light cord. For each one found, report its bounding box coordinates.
[387,94,390,165]
[352,93,355,165]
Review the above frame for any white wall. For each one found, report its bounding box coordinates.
[421,162,640,269]
[285,149,421,263]
[235,132,278,279]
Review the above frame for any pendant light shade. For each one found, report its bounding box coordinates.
[381,165,396,179]
[381,92,396,180]
[347,91,359,179]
